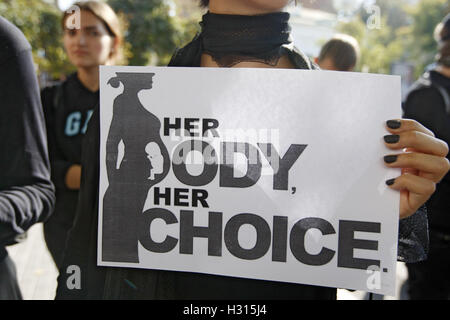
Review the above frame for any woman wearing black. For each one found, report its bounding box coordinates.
[403,13,450,300]
[56,0,450,299]
[41,1,123,270]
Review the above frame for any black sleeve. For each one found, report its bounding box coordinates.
[398,205,429,263]
[41,86,73,190]
[403,88,444,130]
[396,88,444,263]
[0,46,55,246]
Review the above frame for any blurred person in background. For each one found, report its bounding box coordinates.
[0,16,55,300]
[315,34,360,72]
[41,0,123,270]
[403,13,450,300]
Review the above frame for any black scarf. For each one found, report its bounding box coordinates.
[169,11,292,68]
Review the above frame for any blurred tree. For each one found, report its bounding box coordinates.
[173,0,205,19]
[0,0,73,79]
[0,0,202,79]
[338,2,407,74]
[407,0,450,76]
[107,0,199,66]
[338,0,450,77]
[172,0,204,43]
[359,0,411,31]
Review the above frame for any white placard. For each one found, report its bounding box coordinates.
[98,66,401,296]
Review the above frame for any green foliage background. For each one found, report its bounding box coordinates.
[107,0,200,66]
[0,0,73,79]
[338,0,450,76]
[0,0,449,80]
[0,0,201,79]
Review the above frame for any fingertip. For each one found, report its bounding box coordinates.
[386,178,396,186]
[386,120,402,130]
[384,135,400,144]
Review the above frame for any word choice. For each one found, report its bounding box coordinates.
[138,209,382,270]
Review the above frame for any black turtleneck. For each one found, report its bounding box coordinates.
[200,11,292,67]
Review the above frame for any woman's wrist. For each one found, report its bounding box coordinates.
[65,164,82,190]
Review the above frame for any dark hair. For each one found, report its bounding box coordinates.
[318,34,360,71]
[435,13,450,42]
[435,14,450,66]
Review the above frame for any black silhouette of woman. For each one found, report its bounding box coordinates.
[102,72,170,263]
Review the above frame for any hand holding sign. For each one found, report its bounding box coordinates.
[383,119,450,219]
[99,66,408,295]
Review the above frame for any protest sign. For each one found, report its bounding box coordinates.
[98,66,401,295]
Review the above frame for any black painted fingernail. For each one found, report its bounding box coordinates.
[386,178,396,186]
[384,135,400,144]
[384,155,398,164]
[387,120,402,129]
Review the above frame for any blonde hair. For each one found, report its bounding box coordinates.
[62,1,124,64]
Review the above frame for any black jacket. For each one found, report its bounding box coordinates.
[41,74,97,240]
[403,70,450,233]
[0,16,55,261]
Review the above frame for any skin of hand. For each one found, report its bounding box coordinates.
[383,119,450,219]
[65,164,82,190]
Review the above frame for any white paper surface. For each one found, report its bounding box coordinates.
[98,66,402,296]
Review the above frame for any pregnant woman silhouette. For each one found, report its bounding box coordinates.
[102,73,170,263]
